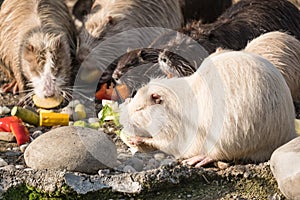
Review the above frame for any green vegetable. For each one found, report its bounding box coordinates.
[73,120,88,127]
[98,104,120,126]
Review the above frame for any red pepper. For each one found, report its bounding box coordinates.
[0,116,20,132]
[95,83,130,101]
[10,122,30,146]
[0,116,30,145]
[95,83,112,100]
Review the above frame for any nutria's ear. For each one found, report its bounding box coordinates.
[215,47,223,53]
[107,16,115,25]
[151,93,162,104]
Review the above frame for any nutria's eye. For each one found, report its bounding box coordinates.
[151,93,162,104]
[26,44,35,52]
[161,57,168,63]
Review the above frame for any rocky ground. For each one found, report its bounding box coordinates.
[0,66,288,200]
[0,0,292,199]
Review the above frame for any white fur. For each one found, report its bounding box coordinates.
[120,51,297,163]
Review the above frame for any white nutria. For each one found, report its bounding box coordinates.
[120,51,297,167]
[78,0,183,63]
[244,31,300,102]
[0,0,77,100]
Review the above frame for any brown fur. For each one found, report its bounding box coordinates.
[0,0,77,99]
[78,0,183,64]
[182,0,300,54]
[245,31,300,102]
[120,51,297,165]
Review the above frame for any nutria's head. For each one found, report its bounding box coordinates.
[21,32,72,99]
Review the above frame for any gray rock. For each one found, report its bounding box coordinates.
[88,118,100,124]
[24,126,117,174]
[0,132,15,142]
[154,153,166,161]
[20,143,29,153]
[270,136,300,200]
[0,158,8,167]
[123,165,137,173]
[32,130,43,139]
[126,157,144,172]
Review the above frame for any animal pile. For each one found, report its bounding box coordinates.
[0,0,300,168]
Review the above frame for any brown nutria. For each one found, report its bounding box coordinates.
[245,31,300,102]
[72,0,232,26]
[111,32,208,82]
[0,0,77,101]
[181,0,300,54]
[180,0,232,23]
[106,0,300,86]
[77,0,183,64]
[112,48,161,82]
[120,51,297,167]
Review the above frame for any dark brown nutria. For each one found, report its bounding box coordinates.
[182,0,300,54]
[180,0,232,23]
[72,0,93,22]
[0,0,77,101]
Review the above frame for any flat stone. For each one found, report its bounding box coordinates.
[24,126,117,174]
[0,132,15,142]
[270,137,300,200]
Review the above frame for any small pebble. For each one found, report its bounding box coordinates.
[12,147,20,151]
[32,131,43,139]
[88,118,100,124]
[15,165,25,169]
[0,158,8,167]
[144,158,160,170]
[98,169,110,175]
[154,153,166,161]
[160,159,177,167]
[5,151,21,157]
[20,143,29,153]
[61,106,73,116]
[0,132,15,142]
[0,106,10,115]
[68,100,80,108]
[187,194,192,198]
[123,165,137,173]
[127,157,144,172]
[117,153,133,162]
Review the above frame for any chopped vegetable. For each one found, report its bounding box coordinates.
[73,120,88,127]
[39,112,69,127]
[0,116,30,146]
[74,103,86,120]
[33,95,63,109]
[95,83,130,101]
[98,102,120,126]
[11,106,39,126]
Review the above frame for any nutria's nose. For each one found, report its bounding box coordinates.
[112,70,121,81]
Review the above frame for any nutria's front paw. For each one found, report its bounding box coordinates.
[182,155,215,168]
[128,136,145,146]
[1,80,18,93]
